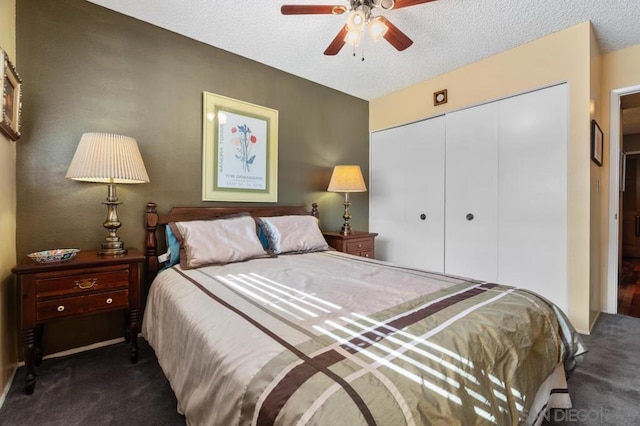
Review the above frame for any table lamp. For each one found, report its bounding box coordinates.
[66,133,150,255]
[327,165,367,235]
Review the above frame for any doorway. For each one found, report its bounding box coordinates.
[620,152,640,317]
[612,91,640,317]
[621,153,640,258]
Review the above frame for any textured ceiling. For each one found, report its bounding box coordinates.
[86,0,640,101]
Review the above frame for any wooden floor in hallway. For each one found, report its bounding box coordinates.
[619,257,640,318]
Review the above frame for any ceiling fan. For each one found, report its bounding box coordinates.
[281,0,438,55]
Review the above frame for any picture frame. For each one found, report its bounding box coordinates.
[202,92,278,202]
[591,119,603,167]
[0,49,22,141]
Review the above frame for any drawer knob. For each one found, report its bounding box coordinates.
[57,305,65,312]
[357,243,362,248]
[75,278,97,290]
[106,298,113,304]
[364,253,370,258]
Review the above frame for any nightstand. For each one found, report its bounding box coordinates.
[322,231,378,258]
[12,249,145,395]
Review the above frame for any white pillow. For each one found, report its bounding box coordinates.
[171,215,267,269]
[258,215,329,254]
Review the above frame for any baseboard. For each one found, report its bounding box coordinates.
[17,337,126,367]
[575,311,603,335]
[588,310,602,334]
[0,366,17,411]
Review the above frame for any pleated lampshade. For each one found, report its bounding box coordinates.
[327,165,367,192]
[66,133,150,184]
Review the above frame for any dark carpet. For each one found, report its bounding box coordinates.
[544,313,640,426]
[0,314,638,425]
[0,339,185,426]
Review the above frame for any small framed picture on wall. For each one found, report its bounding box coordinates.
[591,119,603,167]
[0,48,22,141]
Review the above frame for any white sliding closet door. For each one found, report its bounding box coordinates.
[370,117,446,272]
[498,84,568,311]
[445,103,500,281]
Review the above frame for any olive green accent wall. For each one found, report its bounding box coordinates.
[0,0,18,397]
[17,0,369,354]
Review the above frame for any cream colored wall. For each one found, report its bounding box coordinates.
[600,43,640,315]
[0,0,18,396]
[370,22,593,333]
[589,26,603,328]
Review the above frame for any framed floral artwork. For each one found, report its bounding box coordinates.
[202,92,278,202]
[0,49,22,141]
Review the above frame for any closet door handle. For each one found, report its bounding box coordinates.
[466,213,474,221]
[635,215,640,237]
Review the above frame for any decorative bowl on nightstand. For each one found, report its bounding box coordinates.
[27,248,80,263]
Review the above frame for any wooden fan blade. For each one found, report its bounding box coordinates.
[392,0,438,9]
[324,25,348,55]
[378,17,413,51]
[281,5,347,15]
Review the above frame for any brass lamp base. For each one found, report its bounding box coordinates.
[340,225,353,235]
[340,192,353,235]
[99,241,127,256]
[98,183,128,256]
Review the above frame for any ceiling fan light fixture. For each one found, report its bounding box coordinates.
[379,0,395,10]
[346,10,366,32]
[344,29,362,47]
[369,16,388,42]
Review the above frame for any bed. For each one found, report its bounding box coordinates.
[142,202,585,426]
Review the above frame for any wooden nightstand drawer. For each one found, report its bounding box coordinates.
[346,239,373,254]
[358,250,373,259]
[37,297,85,321]
[36,288,130,321]
[322,231,378,259]
[36,269,130,299]
[86,290,129,313]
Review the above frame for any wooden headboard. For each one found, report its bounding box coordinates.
[144,202,319,285]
